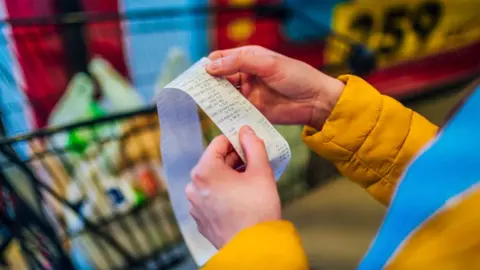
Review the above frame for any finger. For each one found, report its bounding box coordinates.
[225,151,243,169]
[206,48,278,78]
[224,73,252,97]
[208,51,250,91]
[186,182,211,204]
[208,47,246,60]
[208,50,228,60]
[188,204,209,240]
[185,182,199,204]
[191,135,232,184]
[208,46,275,61]
[225,74,241,87]
[208,50,241,86]
[188,204,204,230]
[240,74,256,97]
[189,205,199,222]
[238,126,271,173]
[202,135,232,162]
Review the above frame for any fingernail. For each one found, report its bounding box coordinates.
[207,59,222,70]
[243,125,255,136]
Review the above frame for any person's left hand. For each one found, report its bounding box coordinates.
[186,126,282,248]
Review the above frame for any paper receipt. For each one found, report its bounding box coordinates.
[155,58,291,266]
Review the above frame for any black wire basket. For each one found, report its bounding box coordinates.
[0,108,190,269]
[0,3,375,269]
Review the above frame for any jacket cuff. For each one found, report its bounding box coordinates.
[302,75,383,161]
[203,221,308,270]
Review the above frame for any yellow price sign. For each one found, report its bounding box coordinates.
[326,0,480,68]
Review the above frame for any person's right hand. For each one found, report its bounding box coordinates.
[206,46,345,130]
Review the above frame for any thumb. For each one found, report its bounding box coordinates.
[239,126,271,173]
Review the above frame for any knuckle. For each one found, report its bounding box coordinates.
[236,48,254,64]
[217,57,226,66]
[241,47,256,58]
[190,167,207,184]
[246,45,264,52]
[232,51,243,64]
[185,183,195,202]
[263,54,278,71]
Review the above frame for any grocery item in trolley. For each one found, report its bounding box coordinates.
[39,56,187,269]
[63,155,176,269]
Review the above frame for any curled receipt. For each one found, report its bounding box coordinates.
[154,58,291,266]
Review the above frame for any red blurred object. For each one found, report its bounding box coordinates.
[6,0,70,129]
[6,0,129,128]
[137,168,159,197]
[367,41,480,98]
[212,0,325,70]
[82,0,130,81]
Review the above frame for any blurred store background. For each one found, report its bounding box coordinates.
[0,0,478,269]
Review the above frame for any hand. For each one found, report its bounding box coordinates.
[186,126,281,248]
[206,46,344,129]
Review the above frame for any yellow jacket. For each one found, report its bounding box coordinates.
[201,75,480,269]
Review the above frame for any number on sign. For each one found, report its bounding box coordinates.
[348,1,443,56]
[350,13,374,43]
[412,1,443,43]
[379,6,408,54]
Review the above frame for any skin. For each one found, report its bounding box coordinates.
[186,45,345,248]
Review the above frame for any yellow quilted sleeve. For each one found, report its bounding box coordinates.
[201,221,308,270]
[302,75,438,205]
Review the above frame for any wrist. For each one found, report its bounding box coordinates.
[309,76,344,130]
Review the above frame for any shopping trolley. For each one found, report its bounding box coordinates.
[0,108,190,269]
[0,3,375,269]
